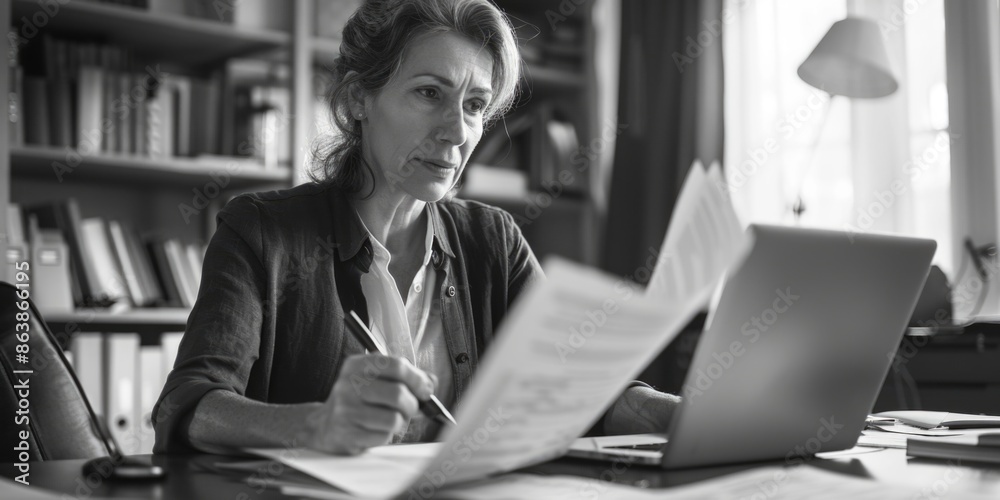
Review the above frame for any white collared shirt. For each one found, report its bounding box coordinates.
[358,214,453,442]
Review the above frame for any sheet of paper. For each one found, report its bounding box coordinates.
[250,443,440,499]
[416,258,703,487]
[646,161,750,305]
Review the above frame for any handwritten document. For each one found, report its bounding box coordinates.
[250,160,751,499]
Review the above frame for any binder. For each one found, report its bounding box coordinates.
[161,331,184,379]
[71,332,104,420]
[137,345,163,454]
[104,333,141,455]
[26,215,73,312]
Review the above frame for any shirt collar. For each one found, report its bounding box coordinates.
[329,188,456,270]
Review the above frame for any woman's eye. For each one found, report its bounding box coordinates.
[466,100,485,114]
[418,88,439,99]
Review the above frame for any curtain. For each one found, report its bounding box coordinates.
[600,0,725,394]
[601,0,724,280]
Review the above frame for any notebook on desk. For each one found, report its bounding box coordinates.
[568,224,937,468]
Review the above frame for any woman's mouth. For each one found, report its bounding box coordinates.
[418,159,458,178]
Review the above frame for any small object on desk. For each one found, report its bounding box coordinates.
[875,410,1000,429]
[907,435,1000,465]
[81,456,166,480]
[346,310,457,427]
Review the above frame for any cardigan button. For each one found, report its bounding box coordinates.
[447,285,456,297]
[455,353,470,364]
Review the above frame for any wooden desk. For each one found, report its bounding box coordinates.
[4,446,1000,499]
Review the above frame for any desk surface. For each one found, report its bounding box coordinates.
[4,445,1000,499]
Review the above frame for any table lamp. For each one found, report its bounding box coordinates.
[793,16,899,221]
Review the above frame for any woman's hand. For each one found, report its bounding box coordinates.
[308,354,436,455]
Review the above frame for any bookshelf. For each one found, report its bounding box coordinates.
[3,0,609,315]
[2,0,300,325]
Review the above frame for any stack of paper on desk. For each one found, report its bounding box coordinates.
[250,161,750,498]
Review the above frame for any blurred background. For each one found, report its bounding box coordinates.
[4,0,1000,454]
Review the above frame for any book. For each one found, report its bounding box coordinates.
[107,220,145,307]
[164,239,196,307]
[876,411,1000,429]
[907,435,1000,465]
[123,225,162,306]
[147,239,183,307]
[80,218,129,305]
[8,66,24,146]
[22,76,50,146]
[77,66,105,152]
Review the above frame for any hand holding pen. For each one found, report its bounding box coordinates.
[309,311,455,455]
[345,311,457,427]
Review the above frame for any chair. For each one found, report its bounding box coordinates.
[0,281,116,461]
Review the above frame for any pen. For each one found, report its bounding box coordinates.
[346,310,458,426]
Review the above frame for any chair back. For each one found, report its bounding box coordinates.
[0,281,114,461]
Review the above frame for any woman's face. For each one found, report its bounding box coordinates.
[359,31,494,203]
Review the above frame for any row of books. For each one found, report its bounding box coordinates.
[6,200,204,311]
[8,33,292,168]
[67,331,183,455]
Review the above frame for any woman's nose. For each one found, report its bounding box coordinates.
[435,105,467,146]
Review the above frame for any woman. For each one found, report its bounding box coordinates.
[153,0,679,455]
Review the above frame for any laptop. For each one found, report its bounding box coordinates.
[568,224,936,468]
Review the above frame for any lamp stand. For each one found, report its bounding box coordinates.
[792,93,835,224]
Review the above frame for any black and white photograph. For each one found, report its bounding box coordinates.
[2,0,1000,498]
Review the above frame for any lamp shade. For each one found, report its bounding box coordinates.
[797,17,898,98]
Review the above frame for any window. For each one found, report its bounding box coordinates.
[722,0,951,274]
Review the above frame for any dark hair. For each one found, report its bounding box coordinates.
[310,0,521,194]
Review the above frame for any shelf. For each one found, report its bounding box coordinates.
[11,146,291,189]
[11,0,290,66]
[312,36,341,67]
[43,308,189,334]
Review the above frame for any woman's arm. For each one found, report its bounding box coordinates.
[187,354,436,455]
[188,390,324,453]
